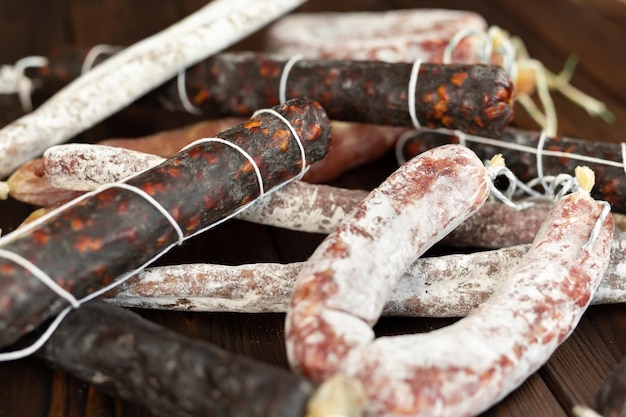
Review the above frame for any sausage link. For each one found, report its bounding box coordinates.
[37,300,314,417]
[285,144,492,383]
[101,224,626,318]
[264,9,487,63]
[290,178,613,416]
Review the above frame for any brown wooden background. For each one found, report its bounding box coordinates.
[0,0,626,416]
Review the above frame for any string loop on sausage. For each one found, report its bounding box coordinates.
[0,249,80,308]
[252,107,308,181]
[584,201,612,251]
[0,103,311,362]
[175,68,203,115]
[80,44,121,74]
[278,54,303,105]
[98,182,185,245]
[407,58,423,130]
[0,55,49,112]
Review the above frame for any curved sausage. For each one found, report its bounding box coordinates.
[286,158,614,416]
[285,144,492,383]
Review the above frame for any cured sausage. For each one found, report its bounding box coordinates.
[398,127,626,213]
[263,9,487,63]
[594,354,626,417]
[154,52,513,136]
[37,300,314,417]
[102,226,626,317]
[285,162,613,416]
[0,97,330,349]
[0,0,307,178]
[285,144,492,382]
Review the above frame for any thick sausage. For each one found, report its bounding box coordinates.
[286,161,613,416]
[285,144,492,383]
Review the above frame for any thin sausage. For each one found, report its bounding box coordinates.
[101,226,626,316]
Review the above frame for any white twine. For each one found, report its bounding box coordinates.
[444,129,626,171]
[176,69,203,115]
[621,142,626,177]
[278,54,303,105]
[0,249,80,309]
[584,201,612,251]
[407,59,423,130]
[396,126,612,252]
[0,106,308,361]
[484,159,539,211]
[98,182,185,245]
[395,127,621,204]
[442,25,519,81]
[0,56,49,112]
[80,44,122,74]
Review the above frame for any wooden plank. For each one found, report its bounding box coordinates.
[0,1,624,417]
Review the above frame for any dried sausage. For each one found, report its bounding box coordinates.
[286,160,613,416]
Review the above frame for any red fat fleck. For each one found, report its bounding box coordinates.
[191,88,209,105]
[70,218,85,231]
[451,71,469,86]
[186,215,201,231]
[484,102,511,121]
[203,196,217,211]
[243,119,262,130]
[272,129,291,153]
[73,235,104,253]
[162,165,182,179]
[31,229,51,245]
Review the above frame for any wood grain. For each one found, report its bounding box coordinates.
[0,0,624,416]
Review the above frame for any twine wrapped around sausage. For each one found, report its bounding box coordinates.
[154,51,514,137]
[397,127,626,213]
[0,97,330,350]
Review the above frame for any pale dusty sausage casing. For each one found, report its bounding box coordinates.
[285,144,492,383]
[345,190,613,417]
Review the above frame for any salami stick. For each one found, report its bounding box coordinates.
[34,300,314,417]
[17,140,557,248]
[99,119,410,185]
[0,0,307,178]
[286,164,613,417]
[14,141,559,248]
[102,225,626,316]
[286,144,492,382]
[0,97,330,349]
[398,127,626,213]
[264,9,487,64]
[263,9,612,136]
[153,51,513,137]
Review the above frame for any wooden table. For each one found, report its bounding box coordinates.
[0,0,625,416]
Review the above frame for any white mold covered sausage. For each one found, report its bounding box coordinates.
[286,157,614,416]
[285,144,492,383]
